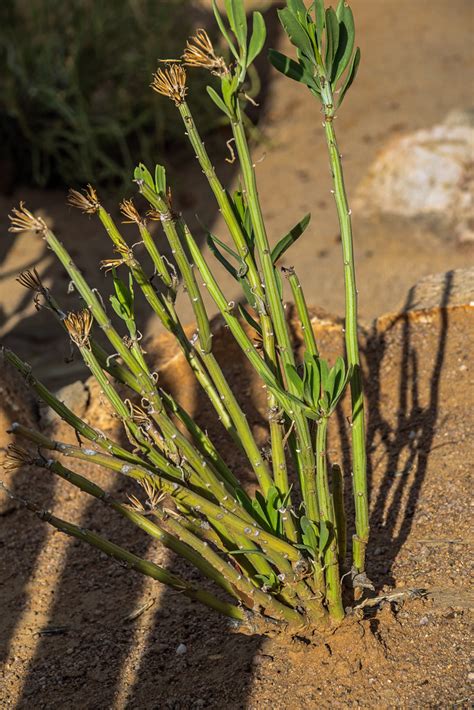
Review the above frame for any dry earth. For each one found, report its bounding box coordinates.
[0,269,473,708]
[0,0,473,389]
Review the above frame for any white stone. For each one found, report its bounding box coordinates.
[354,110,474,242]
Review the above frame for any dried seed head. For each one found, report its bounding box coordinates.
[8,202,47,235]
[67,185,100,214]
[127,493,146,513]
[130,403,150,426]
[151,64,187,105]
[16,268,46,294]
[64,309,93,348]
[140,478,165,509]
[3,444,34,471]
[99,242,132,272]
[183,29,228,77]
[119,198,144,225]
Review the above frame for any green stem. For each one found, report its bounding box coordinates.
[3,349,142,466]
[286,269,319,357]
[10,486,245,621]
[231,104,318,523]
[177,100,295,527]
[139,183,274,495]
[316,418,344,622]
[323,117,369,575]
[42,457,236,598]
[331,463,347,566]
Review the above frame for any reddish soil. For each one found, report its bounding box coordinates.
[1,278,472,708]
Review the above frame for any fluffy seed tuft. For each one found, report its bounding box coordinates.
[120,198,144,225]
[3,444,34,471]
[183,29,228,77]
[67,185,100,214]
[8,202,47,235]
[151,64,187,105]
[64,309,93,348]
[16,268,46,294]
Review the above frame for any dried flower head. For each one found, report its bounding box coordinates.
[120,198,144,225]
[99,242,132,273]
[67,185,100,214]
[183,29,228,77]
[64,309,93,348]
[16,268,46,294]
[129,403,151,427]
[141,478,165,509]
[127,478,164,513]
[8,202,47,235]
[151,64,187,105]
[3,444,34,471]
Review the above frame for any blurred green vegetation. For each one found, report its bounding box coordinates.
[0,0,214,189]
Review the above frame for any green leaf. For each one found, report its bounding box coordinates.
[240,278,257,309]
[287,0,308,20]
[302,352,316,406]
[326,356,343,400]
[277,8,315,63]
[300,515,319,558]
[238,304,262,336]
[333,2,355,83]
[319,520,331,556]
[134,163,154,191]
[255,571,280,591]
[154,164,166,195]
[212,0,239,60]
[285,364,304,399]
[271,213,311,264]
[268,49,320,93]
[110,272,134,322]
[337,46,360,108]
[317,357,329,392]
[207,233,239,280]
[268,49,317,90]
[324,7,340,77]
[247,11,266,67]
[313,0,326,49]
[206,85,231,118]
[310,355,321,407]
[265,486,281,533]
[252,490,269,524]
[225,0,247,49]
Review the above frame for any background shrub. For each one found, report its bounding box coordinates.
[0,0,214,189]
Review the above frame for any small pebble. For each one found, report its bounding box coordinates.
[418,616,429,626]
[176,643,187,655]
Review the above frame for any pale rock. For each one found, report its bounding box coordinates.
[354,110,474,243]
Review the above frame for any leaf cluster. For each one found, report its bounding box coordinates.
[269,0,360,109]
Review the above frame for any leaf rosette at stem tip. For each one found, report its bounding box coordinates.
[269,0,360,112]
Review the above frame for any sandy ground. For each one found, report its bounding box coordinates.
[1,282,473,708]
[1,0,473,388]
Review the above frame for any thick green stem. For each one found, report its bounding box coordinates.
[316,418,344,622]
[323,117,369,575]
[177,100,296,529]
[41,457,236,598]
[10,487,245,621]
[331,463,347,566]
[287,269,319,357]
[139,183,274,494]
[231,105,318,523]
